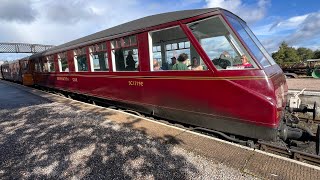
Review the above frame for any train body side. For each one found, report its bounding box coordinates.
[28,8,286,141]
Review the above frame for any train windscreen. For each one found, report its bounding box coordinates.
[187,16,258,70]
[226,15,276,67]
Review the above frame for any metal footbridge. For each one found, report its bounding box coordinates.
[0,42,54,53]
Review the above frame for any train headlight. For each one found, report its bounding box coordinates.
[275,84,285,108]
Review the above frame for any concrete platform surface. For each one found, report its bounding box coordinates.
[287,78,320,91]
[1,80,320,179]
[0,81,50,109]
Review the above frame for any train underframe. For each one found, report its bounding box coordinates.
[278,89,320,155]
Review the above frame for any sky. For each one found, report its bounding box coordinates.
[0,0,319,61]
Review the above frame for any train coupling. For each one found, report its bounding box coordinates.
[287,88,318,120]
[279,119,320,155]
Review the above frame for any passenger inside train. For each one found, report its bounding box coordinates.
[190,57,204,71]
[153,59,161,71]
[171,53,189,70]
[240,55,253,68]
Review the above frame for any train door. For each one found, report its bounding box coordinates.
[145,25,214,123]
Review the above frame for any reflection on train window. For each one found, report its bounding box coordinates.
[111,35,139,72]
[227,16,270,67]
[21,61,29,72]
[188,16,258,70]
[74,47,88,72]
[41,58,48,72]
[227,16,276,67]
[149,26,206,71]
[35,59,42,72]
[58,52,69,72]
[46,55,55,72]
[89,43,109,71]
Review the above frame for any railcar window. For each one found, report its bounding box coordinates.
[41,58,49,72]
[111,35,139,72]
[46,55,55,72]
[74,47,88,72]
[188,16,258,70]
[240,21,276,65]
[89,43,109,71]
[58,52,69,72]
[35,59,42,72]
[226,16,271,67]
[21,61,29,72]
[149,26,206,71]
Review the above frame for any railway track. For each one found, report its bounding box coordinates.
[258,141,320,166]
[300,117,320,124]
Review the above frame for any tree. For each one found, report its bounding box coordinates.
[297,47,314,61]
[272,42,300,65]
[314,50,320,59]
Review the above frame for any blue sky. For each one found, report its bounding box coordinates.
[0,0,319,61]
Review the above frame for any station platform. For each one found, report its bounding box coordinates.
[1,80,320,179]
[287,78,320,91]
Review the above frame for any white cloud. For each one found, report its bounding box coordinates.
[255,12,320,52]
[205,0,270,23]
[0,0,152,45]
[269,14,308,31]
[0,0,37,23]
[286,12,320,45]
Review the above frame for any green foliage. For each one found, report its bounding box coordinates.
[314,50,320,59]
[297,47,314,60]
[272,41,320,66]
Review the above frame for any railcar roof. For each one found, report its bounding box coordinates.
[33,8,241,58]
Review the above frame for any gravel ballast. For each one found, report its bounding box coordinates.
[0,102,257,179]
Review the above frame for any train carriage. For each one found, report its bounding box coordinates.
[2,8,317,149]
[1,60,22,82]
[0,58,33,85]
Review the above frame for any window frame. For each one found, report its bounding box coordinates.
[224,14,270,68]
[148,25,209,72]
[111,35,140,72]
[186,15,259,71]
[46,55,56,72]
[89,42,109,72]
[58,52,68,72]
[74,47,88,72]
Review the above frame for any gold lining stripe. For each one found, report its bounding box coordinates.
[41,73,274,80]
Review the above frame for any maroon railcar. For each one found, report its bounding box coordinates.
[0,58,33,85]
[1,60,22,82]
[23,8,298,142]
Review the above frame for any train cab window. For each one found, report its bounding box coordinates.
[187,16,258,70]
[227,16,275,66]
[89,43,109,71]
[149,26,206,71]
[58,52,69,72]
[46,55,55,72]
[74,47,88,72]
[111,35,139,72]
